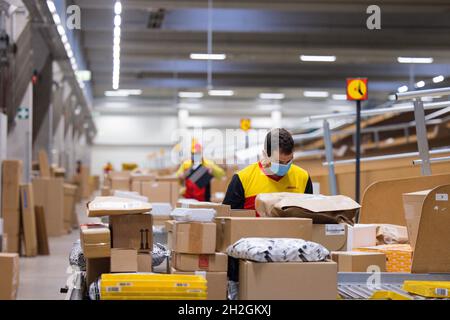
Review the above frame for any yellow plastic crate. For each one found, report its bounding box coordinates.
[370,290,413,300]
[100,273,208,300]
[403,281,450,298]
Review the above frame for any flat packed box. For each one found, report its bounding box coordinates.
[215,217,312,252]
[63,184,77,233]
[87,196,152,217]
[80,224,111,258]
[181,201,231,217]
[20,184,38,256]
[346,224,377,250]
[172,252,228,272]
[239,260,337,300]
[172,222,216,254]
[0,253,19,300]
[312,224,348,252]
[2,160,23,253]
[171,267,227,300]
[402,190,430,250]
[331,251,386,272]
[110,248,138,272]
[230,209,256,218]
[110,213,152,250]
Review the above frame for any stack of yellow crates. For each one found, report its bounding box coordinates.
[355,244,412,272]
[100,273,208,300]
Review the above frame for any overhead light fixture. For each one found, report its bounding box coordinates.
[397,57,433,64]
[259,93,285,100]
[415,81,425,88]
[57,25,65,36]
[332,94,347,101]
[46,1,56,14]
[74,107,81,115]
[178,92,204,98]
[303,91,329,98]
[300,55,336,62]
[433,75,444,83]
[388,94,396,101]
[112,1,122,90]
[190,53,226,60]
[52,13,61,25]
[104,89,142,97]
[208,90,234,96]
[397,85,409,93]
[421,96,433,102]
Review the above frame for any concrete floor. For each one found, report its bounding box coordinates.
[17,200,100,300]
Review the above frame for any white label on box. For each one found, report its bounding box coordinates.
[436,193,448,201]
[325,224,345,236]
[435,288,448,296]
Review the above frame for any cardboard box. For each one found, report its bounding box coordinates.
[110,213,152,250]
[86,258,110,288]
[239,260,337,300]
[172,252,228,272]
[171,181,180,208]
[347,224,377,250]
[180,201,231,217]
[312,224,348,252]
[80,166,91,199]
[172,222,216,254]
[137,251,152,272]
[63,184,77,233]
[80,224,111,258]
[20,184,38,257]
[87,196,152,217]
[402,190,430,250]
[0,253,19,300]
[142,181,171,203]
[215,217,312,253]
[38,149,50,178]
[32,177,65,237]
[109,171,131,180]
[111,178,130,191]
[111,248,138,272]
[131,174,155,182]
[153,214,171,227]
[230,209,256,218]
[131,181,141,193]
[356,244,413,273]
[166,220,175,250]
[331,251,386,272]
[171,268,227,300]
[35,206,49,255]
[2,160,22,253]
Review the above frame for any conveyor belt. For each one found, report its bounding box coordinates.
[338,272,450,300]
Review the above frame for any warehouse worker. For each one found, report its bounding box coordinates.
[223,128,313,213]
[176,142,225,202]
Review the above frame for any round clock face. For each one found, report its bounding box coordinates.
[347,79,367,100]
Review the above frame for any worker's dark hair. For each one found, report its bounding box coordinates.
[264,128,294,157]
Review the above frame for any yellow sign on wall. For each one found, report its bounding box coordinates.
[240,118,251,131]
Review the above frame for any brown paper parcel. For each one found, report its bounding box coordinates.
[255,193,360,225]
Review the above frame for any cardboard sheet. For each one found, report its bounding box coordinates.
[87,196,152,217]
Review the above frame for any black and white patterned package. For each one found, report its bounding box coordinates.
[226,238,330,263]
[69,239,86,271]
[152,242,170,267]
[89,279,101,300]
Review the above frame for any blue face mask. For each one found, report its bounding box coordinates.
[270,160,292,177]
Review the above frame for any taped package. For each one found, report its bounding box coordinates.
[87,196,152,217]
[170,208,216,222]
[402,281,450,298]
[355,244,413,273]
[255,193,360,224]
[374,224,409,245]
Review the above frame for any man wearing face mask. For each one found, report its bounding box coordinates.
[176,142,225,202]
[223,128,312,214]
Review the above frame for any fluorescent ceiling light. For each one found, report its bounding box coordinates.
[114,15,122,27]
[208,90,234,96]
[397,85,409,93]
[433,75,444,83]
[57,25,65,36]
[190,53,226,60]
[421,96,433,102]
[332,94,347,101]
[415,81,425,88]
[259,93,285,100]
[47,1,56,14]
[397,57,433,64]
[303,91,329,98]
[104,89,142,97]
[114,1,122,15]
[178,92,204,98]
[52,13,61,25]
[300,55,336,62]
[114,26,121,37]
[388,94,396,101]
[61,34,68,44]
